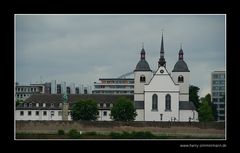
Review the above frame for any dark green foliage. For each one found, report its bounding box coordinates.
[68,129,80,139]
[70,99,98,121]
[198,98,214,122]
[189,85,200,109]
[110,97,137,121]
[16,99,24,107]
[57,129,65,135]
[109,131,155,139]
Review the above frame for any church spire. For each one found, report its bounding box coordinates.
[179,43,184,60]
[140,42,145,60]
[158,32,166,67]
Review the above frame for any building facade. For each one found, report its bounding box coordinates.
[15,84,45,101]
[211,71,225,122]
[134,34,198,122]
[15,94,132,121]
[93,78,134,95]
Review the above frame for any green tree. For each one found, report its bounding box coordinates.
[189,85,200,109]
[110,97,137,121]
[198,98,214,122]
[16,99,24,107]
[70,99,98,121]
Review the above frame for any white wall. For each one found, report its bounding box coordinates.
[144,92,179,121]
[135,109,144,121]
[98,110,111,121]
[171,72,189,101]
[15,110,62,121]
[134,71,153,95]
[179,110,198,122]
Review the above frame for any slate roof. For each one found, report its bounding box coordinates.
[172,60,190,72]
[16,94,134,110]
[179,101,196,110]
[134,60,151,71]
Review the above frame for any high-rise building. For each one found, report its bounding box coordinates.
[51,80,57,94]
[211,71,226,122]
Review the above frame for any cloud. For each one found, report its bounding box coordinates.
[16,14,225,97]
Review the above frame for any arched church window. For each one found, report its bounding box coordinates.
[165,94,171,111]
[152,94,158,111]
[140,75,146,83]
[178,75,184,83]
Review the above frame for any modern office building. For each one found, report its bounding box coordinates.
[211,71,226,122]
[15,83,45,101]
[93,78,134,95]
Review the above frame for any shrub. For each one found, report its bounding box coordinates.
[84,131,97,136]
[68,129,81,139]
[57,129,65,135]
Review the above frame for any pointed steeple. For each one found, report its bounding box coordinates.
[140,42,145,60]
[158,32,166,67]
[179,43,184,60]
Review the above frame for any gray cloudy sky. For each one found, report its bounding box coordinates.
[15,14,225,97]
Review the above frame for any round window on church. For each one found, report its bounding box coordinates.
[160,70,164,73]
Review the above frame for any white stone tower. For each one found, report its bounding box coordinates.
[134,44,153,121]
[171,45,190,101]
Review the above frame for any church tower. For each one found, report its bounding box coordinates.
[172,45,190,101]
[134,44,153,121]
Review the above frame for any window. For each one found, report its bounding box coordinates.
[103,103,106,108]
[43,103,46,107]
[178,75,184,83]
[36,103,39,107]
[152,94,158,111]
[20,111,24,116]
[51,111,54,116]
[219,104,225,108]
[28,111,32,116]
[100,103,103,108]
[213,74,218,79]
[219,110,225,114]
[59,103,62,107]
[103,111,107,116]
[29,103,32,107]
[110,103,113,107]
[106,103,110,108]
[35,111,39,116]
[140,75,146,83]
[51,103,54,108]
[165,94,171,111]
[43,111,47,116]
[58,111,62,116]
[24,103,27,107]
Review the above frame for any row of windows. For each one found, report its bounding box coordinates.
[16,87,39,92]
[212,86,225,90]
[212,92,225,97]
[98,103,113,108]
[212,98,225,103]
[20,110,109,117]
[152,94,171,111]
[23,103,62,108]
[16,94,31,99]
[213,74,225,79]
[20,110,63,116]
[212,80,225,85]
[95,85,134,89]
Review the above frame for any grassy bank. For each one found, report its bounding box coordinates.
[16,130,224,139]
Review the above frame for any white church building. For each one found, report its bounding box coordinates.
[134,34,198,122]
[15,34,198,122]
